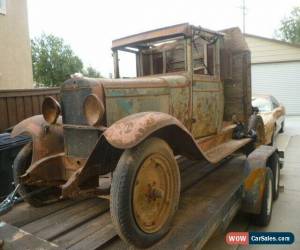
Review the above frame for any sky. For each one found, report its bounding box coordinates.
[27,0,299,77]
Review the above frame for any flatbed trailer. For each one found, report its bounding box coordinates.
[0,155,247,250]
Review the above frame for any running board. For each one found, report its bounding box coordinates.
[204,138,252,164]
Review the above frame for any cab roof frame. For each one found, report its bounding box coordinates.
[112,23,224,50]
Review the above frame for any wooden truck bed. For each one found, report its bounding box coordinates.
[0,155,246,250]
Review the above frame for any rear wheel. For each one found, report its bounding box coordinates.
[13,143,60,207]
[110,137,180,248]
[269,153,280,200]
[250,168,273,226]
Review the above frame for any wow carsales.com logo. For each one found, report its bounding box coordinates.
[226,232,295,245]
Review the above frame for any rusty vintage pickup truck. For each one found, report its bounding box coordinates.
[10,23,279,248]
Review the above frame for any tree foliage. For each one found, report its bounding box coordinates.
[32,33,83,87]
[276,7,300,44]
[83,66,102,78]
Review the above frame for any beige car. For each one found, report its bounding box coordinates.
[252,95,285,145]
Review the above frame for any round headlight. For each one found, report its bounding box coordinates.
[83,94,105,126]
[42,96,61,124]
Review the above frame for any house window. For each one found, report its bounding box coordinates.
[0,0,7,15]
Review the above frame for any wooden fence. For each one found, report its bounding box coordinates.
[0,88,60,132]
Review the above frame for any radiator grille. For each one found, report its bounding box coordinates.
[61,88,91,125]
[64,126,100,158]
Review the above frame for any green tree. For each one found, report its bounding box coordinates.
[31,33,83,87]
[83,66,102,78]
[276,7,300,44]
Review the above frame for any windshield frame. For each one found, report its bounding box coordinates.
[112,36,188,78]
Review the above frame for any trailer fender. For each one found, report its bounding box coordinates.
[242,145,277,214]
[61,112,210,198]
[11,115,64,163]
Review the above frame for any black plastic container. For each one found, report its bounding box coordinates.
[0,133,31,200]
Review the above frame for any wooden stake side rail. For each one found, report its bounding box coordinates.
[0,155,246,250]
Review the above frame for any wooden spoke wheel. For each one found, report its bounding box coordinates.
[110,138,180,248]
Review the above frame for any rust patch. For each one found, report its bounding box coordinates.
[242,145,276,213]
[103,112,189,149]
[11,115,64,163]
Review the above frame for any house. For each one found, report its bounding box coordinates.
[0,0,33,89]
[245,34,300,115]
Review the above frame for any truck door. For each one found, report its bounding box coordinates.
[190,37,223,139]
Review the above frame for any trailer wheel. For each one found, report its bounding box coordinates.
[250,168,273,226]
[269,153,280,200]
[13,143,60,207]
[110,137,180,248]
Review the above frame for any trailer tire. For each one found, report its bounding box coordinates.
[110,137,180,248]
[269,153,280,200]
[250,168,273,226]
[13,143,60,207]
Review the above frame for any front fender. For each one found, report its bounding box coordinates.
[11,115,64,163]
[102,112,212,161]
[61,112,210,198]
[104,112,189,148]
[242,145,277,214]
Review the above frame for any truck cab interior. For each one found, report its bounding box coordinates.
[112,23,221,79]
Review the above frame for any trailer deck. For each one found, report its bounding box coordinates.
[0,155,246,250]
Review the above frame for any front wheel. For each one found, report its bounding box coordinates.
[110,137,180,248]
[13,143,60,207]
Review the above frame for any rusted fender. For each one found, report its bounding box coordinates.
[20,153,66,186]
[105,112,185,147]
[242,145,277,214]
[11,115,64,163]
[62,111,211,198]
[103,111,211,160]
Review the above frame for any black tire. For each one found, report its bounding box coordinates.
[13,143,60,207]
[250,168,273,226]
[110,137,180,248]
[268,153,280,200]
[279,121,284,134]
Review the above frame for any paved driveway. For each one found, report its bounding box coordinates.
[203,116,300,250]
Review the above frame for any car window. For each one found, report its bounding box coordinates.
[252,97,272,112]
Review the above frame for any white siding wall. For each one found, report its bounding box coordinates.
[246,36,300,64]
[252,62,300,115]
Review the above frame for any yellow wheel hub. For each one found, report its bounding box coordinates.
[133,153,174,233]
